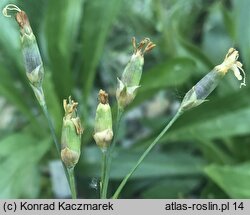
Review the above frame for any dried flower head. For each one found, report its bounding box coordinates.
[2,4,21,18]
[116,37,156,109]
[180,48,246,111]
[61,97,83,168]
[3,4,45,105]
[215,48,246,88]
[93,90,113,152]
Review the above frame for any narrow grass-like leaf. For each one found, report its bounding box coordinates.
[81,0,122,99]
[142,178,201,199]
[168,87,250,140]
[132,58,195,107]
[233,0,250,72]
[45,0,84,99]
[205,162,250,198]
[42,70,63,133]
[0,0,22,70]
[144,87,250,144]
[177,35,213,74]
[80,147,204,179]
[202,3,233,64]
[0,134,50,198]
[0,65,33,119]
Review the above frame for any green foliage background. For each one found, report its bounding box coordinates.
[0,0,250,198]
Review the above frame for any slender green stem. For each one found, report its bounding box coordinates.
[101,106,124,198]
[68,168,77,199]
[112,109,183,199]
[100,151,107,198]
[41,104,60,154]
[194,136,233,164]
[110,106,124,151]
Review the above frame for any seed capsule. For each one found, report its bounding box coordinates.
[180,48,246,111]
[116,37,156,109]
[3,5,45,105]
[93,90,113,152]
[61,97,83,168]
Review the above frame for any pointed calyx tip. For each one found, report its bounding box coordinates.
[132,37,156,56]
[98,90,109,104]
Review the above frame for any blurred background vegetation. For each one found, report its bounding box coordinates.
[0,0,250,198]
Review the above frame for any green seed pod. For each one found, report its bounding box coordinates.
[61,97,83,169]
[121,39,145,88]
[180,69,224,111]
[93,90,113,152]
[3,5,45,106]
[180,48,246,111]
[16,11,44,87]
[116,37,156,109]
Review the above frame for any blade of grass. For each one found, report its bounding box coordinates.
[81,0,122,99]
[0,75,35,121]
[45,0,84,99]
[137,87,250,147]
